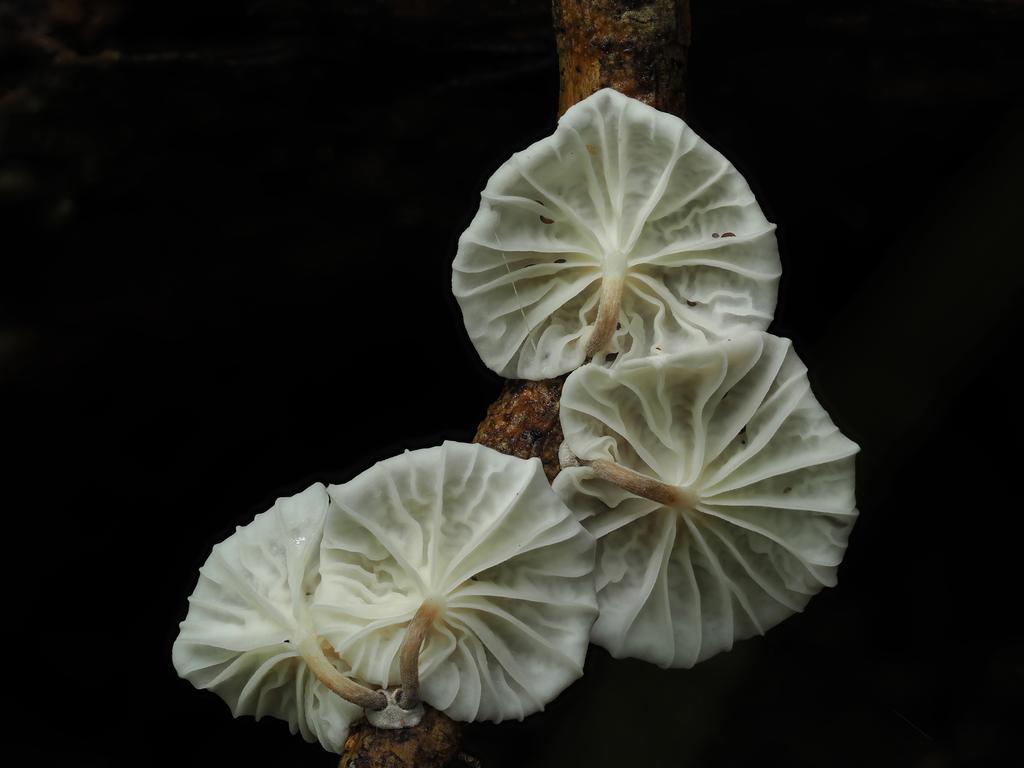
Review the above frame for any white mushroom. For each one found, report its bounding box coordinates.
[313,441,598,723]
[453,88,780,380]
[172,484,385,753]
[552,333,858,668]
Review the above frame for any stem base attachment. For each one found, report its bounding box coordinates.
[364,688,426,730]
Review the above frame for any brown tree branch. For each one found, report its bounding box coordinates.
[552,0,691,118]
[473,1,691,484]
[344,3,690,765]
[340,705,462,768]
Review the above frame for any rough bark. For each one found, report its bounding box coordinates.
[340,705,463,768]
[472,374,567,482]
[344,3,690,765]
[472,0,690,483]
[552,0,691,118]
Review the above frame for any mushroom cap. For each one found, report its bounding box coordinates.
[453,88,780,380]
[552,333,859,668]
[313,441,598,723]
[172,484,361,753]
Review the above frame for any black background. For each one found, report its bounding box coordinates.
[4,1,1022,766]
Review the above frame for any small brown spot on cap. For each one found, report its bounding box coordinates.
[685,299,698,307]
[540,215,554,224]
[783,486,792,494]
[721,232,736,238]
[554,258,566,263]
[586,144,599,156]
[712,233,720,238]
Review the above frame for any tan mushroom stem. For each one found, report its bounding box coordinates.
[589,458,697,509]
[586,274,624,358]
[297,635,387,711]
[397,600,442,711]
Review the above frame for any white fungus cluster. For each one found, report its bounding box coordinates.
[453,88,858,667]
[174,88,857,755]
[453,88,780,380]
[173,445,597,752]
[553,333,858,667]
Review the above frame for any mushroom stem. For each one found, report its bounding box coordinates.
[397,601,441,711]
[589,458,696,509]
[586,274,624,358]
[297,635,387,711]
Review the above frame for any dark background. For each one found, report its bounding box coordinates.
[4,1,1022,765]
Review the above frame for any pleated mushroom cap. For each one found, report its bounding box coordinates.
[453,88,780,380]
[552,333,859,668]
[172,484,361,753]
[313,442,598,723]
